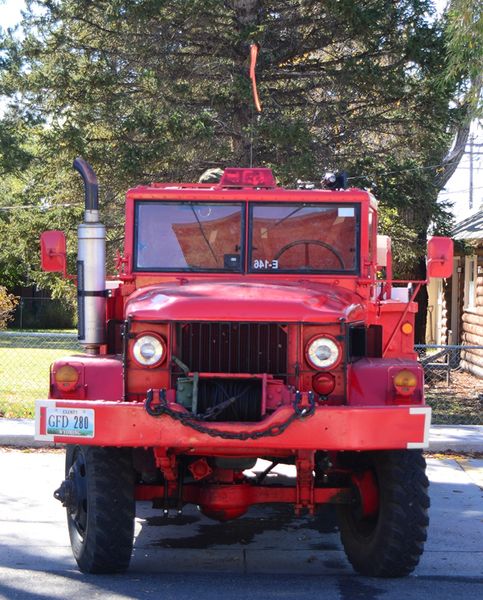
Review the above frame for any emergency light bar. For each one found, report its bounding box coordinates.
[219,168,276,188]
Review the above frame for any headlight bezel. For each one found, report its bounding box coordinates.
[131,333,166,368]
[305,335,342,370]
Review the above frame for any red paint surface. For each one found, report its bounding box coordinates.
[135,482,351,506]
[125,280,366,323]
[41,400,428,451]
[49,355,123,401]
[347,358,424,406]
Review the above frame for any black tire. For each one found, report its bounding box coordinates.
[336,450,429,578]
[65,445,135,574]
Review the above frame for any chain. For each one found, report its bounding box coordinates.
[145,389,315,440]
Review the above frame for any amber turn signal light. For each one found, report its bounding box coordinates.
[393,369,417,396]
[401,322,413,335]
[54,364,80,392]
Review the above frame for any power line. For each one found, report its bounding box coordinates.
[439,186,483,195]
[0,203,80,211]
[348,156,483,181]
[470,134,475,210]
[348,163,448,180]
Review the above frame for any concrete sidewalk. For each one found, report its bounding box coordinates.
[0,418,481,452]
[1,451,482,596]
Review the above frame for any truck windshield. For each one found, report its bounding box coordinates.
[249,203,359,273]
[135,202,244,271]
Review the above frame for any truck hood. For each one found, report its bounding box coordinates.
[125,280,365,323]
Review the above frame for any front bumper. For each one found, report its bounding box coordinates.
[35,399,431,451]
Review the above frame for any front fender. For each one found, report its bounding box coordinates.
[347,358,424,406]
[49,355,123,401]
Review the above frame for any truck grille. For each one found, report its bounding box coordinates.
[173,322,287,378]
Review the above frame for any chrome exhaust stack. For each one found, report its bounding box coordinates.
[73,158,106,354]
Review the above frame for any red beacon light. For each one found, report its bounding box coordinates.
[219,168,276,189]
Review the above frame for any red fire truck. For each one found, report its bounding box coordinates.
[36,159,452,577]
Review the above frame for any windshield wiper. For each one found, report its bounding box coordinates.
[272,205,305,228]
[190,205,219,267]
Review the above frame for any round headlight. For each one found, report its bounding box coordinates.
[306,336,341,370]
[132,334,165,367]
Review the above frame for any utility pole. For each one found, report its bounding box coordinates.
[469,134,474,210]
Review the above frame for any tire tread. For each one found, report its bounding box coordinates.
[66,446,135,574]
[337,450,429,578]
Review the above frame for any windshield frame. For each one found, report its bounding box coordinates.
[247,202,361,275]
[133,200,245,273]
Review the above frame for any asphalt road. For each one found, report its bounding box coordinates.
[0,449,482,600]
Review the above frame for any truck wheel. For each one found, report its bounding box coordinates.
[336,450,429,577]
[65,445,135,574]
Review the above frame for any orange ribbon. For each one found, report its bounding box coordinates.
[249,44,262,113]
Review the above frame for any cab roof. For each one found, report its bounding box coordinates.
[126,168,377,207]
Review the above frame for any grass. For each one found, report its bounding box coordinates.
[0,333,481,424]
[0,342,81,419]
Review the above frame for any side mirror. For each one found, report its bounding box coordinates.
[40,231,67,277]
[427,236,453,279]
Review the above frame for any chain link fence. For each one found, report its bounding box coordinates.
[0,332,481,424]
[0,331,83,418]
[415,345,482,425]
[11,297,75,330]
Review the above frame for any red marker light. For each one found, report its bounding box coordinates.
[312,372,336,396]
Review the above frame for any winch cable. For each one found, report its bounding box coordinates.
[197,380,253,421]
[170,358,257,421]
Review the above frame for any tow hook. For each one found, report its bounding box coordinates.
[294,391,316,416]
[53,479,77,510]
[145,388,167,416]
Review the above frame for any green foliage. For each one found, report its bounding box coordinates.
[444,0,483,112]
[0,0,477,297]
[0,286,18,329]
[0,114,33,175]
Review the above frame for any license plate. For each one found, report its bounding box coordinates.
[46,407,95,438]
